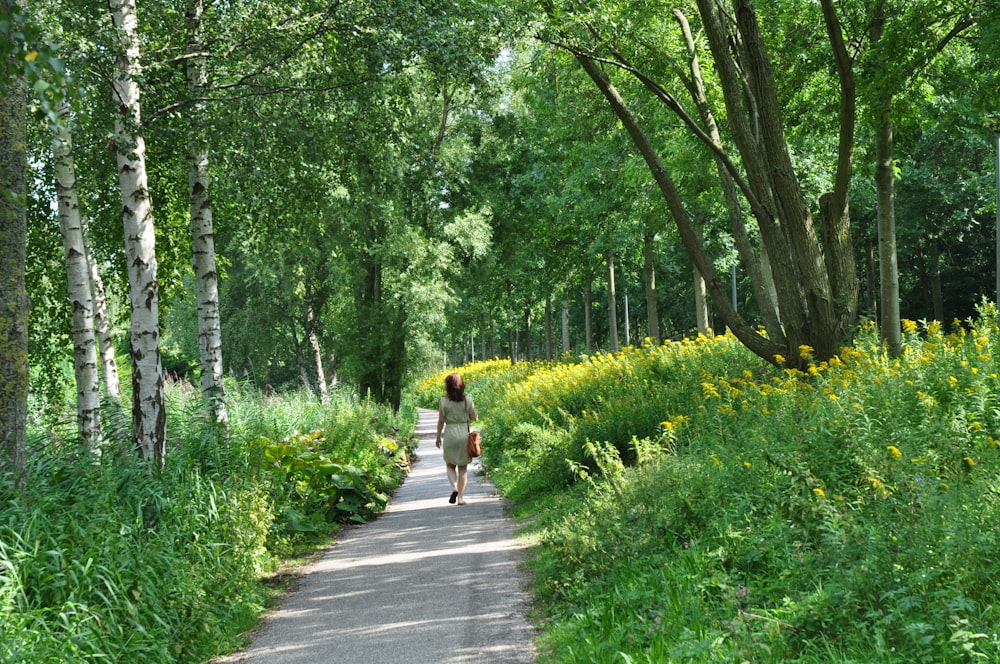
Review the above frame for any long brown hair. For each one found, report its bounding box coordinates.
[445,373,465,402]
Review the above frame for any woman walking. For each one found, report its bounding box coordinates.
[435,373,478,505]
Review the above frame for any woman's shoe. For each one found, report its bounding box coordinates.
[449,490,458,504]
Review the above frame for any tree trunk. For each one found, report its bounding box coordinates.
[110,0,166,465]
[306,306,328,403]
[85,231,121,404]
[544,297,553,360]
[694,265,710,335]
[584,281,593,353]
[186,0,228,430]
[642,226,660,343]
[53,100,101,450]
[607,252,619,352]
[623,290,631,346]
[523,307,532,361]
[0,34,28,485]
[674,8,782,340]
[693,211,710,334]
[561,299,570,353]
[875,109,901,355]
[864,234,878,318]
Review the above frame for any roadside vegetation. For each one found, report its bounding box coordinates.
[0,381,414,663]
[415,302,1000,662]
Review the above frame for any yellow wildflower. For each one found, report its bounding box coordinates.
[813,488,826,498]
[886,445,902,459]
[901,319,918,334]
[774,354,786,366]
[962,456,975,469]
[743,461,752,468]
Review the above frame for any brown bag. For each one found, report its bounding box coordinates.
[467,429,483,458]
[465,397,482,457]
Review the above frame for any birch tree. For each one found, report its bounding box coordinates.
[185,0,227,428]
[109,0,165,465]
[84,230,121,404]
[53,99,101,449]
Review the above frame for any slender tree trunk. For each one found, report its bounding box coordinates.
[623,290,631,346]
[53,100,101,450]
[642,226,660,343]
[692,211,710,334]
[694,266,710,335]
[865,233,878,317]
[110,0,166,465]
[85,231,121,404]
[606,253,620,352]
[584,281,593,353]
[819,0,860,338]
[0,29,28,484]
[875,109,901,355]
[186,0,228,429]
[561,299,570,353]
[524,308,533,361]
[544,297,553,360]
[305,306,327,403]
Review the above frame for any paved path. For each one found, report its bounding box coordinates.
[222,408,536,664]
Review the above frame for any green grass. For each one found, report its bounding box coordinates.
[422,303,1000,662]
[0,379,414,663]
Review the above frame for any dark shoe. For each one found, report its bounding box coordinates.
[449,491,458,504]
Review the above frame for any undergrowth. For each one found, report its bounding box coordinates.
[0,381,414,663]
[418,302,1000,662]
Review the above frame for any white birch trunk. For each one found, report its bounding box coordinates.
[84,231,121,404]
[694,267,710,335]
[53,100,102,450]
[110,0,165,465]
[309,331,328,404]
[607,252,619,353]
[186,0,228,429]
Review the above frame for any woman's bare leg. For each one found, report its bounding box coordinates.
[446,463,458,491]
[456,464,468,504]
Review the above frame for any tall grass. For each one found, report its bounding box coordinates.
[0,380,413,663]
[420,303,1000,662]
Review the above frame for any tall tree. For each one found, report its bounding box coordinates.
[109,0,165,465]
[540,0,860,368]
[53,99,101,449]
[0,0,28,482]
[185,0,227,428]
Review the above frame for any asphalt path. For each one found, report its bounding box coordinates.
[219,407,537,664]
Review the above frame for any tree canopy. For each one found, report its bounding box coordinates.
[1,0,997,452]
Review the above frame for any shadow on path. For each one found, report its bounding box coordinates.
[219,408,537,664]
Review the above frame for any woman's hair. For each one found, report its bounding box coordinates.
[445,373,465,402]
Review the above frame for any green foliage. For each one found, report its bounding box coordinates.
[0,382,413,662]
[262,429,390,535]
[433,302,1000,662]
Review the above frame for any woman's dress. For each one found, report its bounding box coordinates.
[440,396,477,466]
